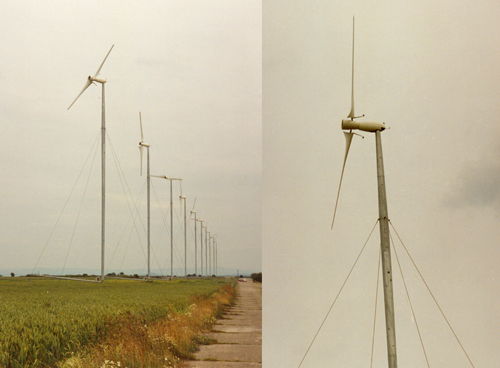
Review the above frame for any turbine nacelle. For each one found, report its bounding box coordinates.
[91,76,107,84]
[342,118,386,132]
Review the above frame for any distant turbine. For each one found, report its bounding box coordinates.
[197,218,205,276]
[207,230,211,276]
[212,233,218,276]
[138,112,151,280]
[189,198,198,275]
[68,45,114,283]
[179,183,187,277]
[151,175,182,279]
[331,18,396,368]
[203,225,208,277]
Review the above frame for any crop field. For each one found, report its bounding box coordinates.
[0,277,233,368]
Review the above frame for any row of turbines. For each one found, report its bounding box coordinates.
[66,45,219,283]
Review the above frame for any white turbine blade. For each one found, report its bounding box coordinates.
[347,17,356,119]
[140,112,144,141]
[331,132,354,230]
[191,197,197,212]
[67,77,92,110]
[92,44,114,79]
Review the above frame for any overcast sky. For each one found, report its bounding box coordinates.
[263,0,499,367]
[0,1,261,276]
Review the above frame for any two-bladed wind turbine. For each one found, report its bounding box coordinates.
[197,218,204,276]
[151,175,182,279]
[207,230,211,276]
[138,112,151,280]
[179,183,187,277]
[331,18,396,368]
[189,198,198,275]
[203,225,208,276]
[68,45,114,284]
[211,233,218,276]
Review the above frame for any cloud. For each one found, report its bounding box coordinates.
[444,148,500,210]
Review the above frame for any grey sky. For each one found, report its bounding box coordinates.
[0,1,261,275]
[264,0,499,367]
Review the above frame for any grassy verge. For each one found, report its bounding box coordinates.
[0,277,236,368]
[58,284,236,368]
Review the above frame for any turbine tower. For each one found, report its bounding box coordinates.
[190,199,198,275]
[179,185,187,277]
[197,219,204,276]
[204,227,208,276]
[138,112,151,281]
[151,175,182,280]
[207,230,211,276]
[331,18,397,368]
[212,234,218,276]
[68,45,114,284]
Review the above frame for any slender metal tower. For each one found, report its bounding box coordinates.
[180,194,187,276]
[375,130,397,367]
[191,210,197,275]
[68,45,114,284]
[100,83,106,283]
[198,219,204,276]
[147,146,150,280]
[139,112,151,281]
[151,175,182,279]
[212,234,218,276]
[332,18,397,368]
[169,179,174,279]
[205,228,208,276]
[208,231,211,276]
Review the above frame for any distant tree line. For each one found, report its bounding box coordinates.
[251,272,262,283]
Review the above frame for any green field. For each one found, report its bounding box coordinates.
[0,277,231,368]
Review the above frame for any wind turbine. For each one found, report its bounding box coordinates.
[179,183,187,277]
[208,230,211,276]
[189,198,198,275]
[212,234,218,276]
[214,240,217,276]
[151,175,182,279]
[68,45,114,284]
[197,218,204,276]
[138,112,151,281]
[331,18,396,368]
[205,227,209,276]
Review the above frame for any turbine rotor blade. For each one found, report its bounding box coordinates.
[93,45,114,79]
[140,112,144,141]
[347,16,356,119]
[67,77,92,110]
[191,197,197,212]
[331,132,354,230]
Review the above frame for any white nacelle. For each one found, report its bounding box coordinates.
[92,76,107,84]
[342,118,386,132]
